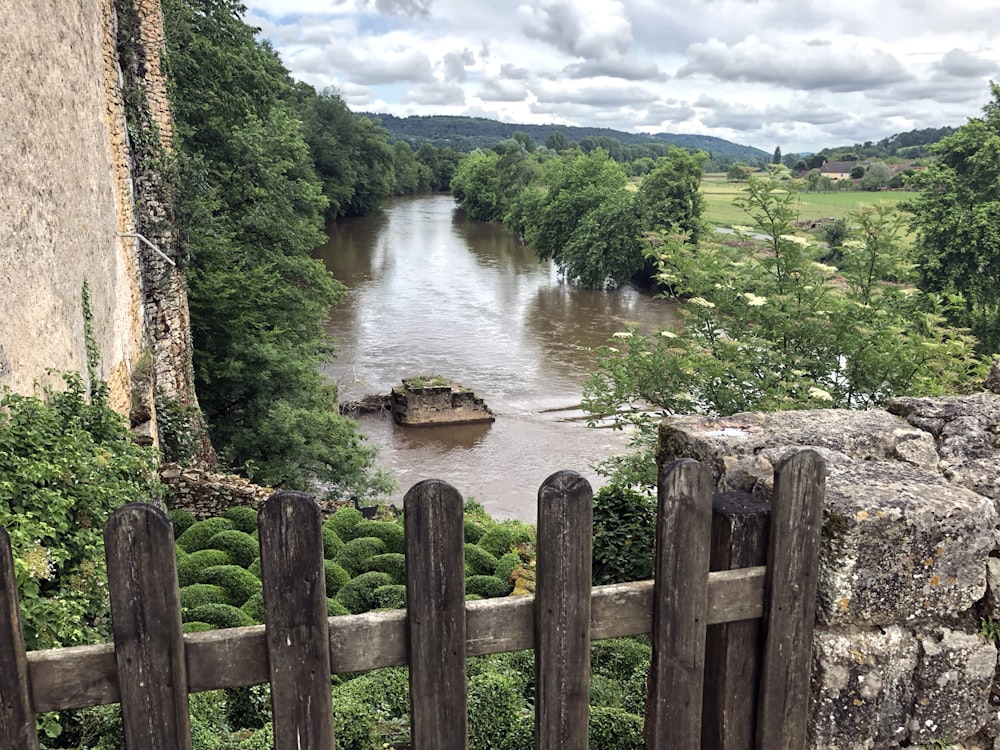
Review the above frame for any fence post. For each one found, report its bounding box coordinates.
[104,503,191,750]
[644,458,713,748]
[702,491,770,750]
[535,470,593,750]
[756,449,825,750]
[0,526,38,750]
[258,491,335,750]
[405,479,467,749]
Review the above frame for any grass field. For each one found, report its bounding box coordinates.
[701,173,913,227]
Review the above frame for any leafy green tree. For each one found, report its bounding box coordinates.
[907,83,1000,353]
[772,146,782,165]
[545,130,570,152]
[451,150,504,222]
[584,176,984,487]
[727,162,752,181]
[859,161,892,191]
[164,0,391,497]
[635,148,707,240]
[559,190,643,288]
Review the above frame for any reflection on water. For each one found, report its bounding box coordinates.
[314,194,676,520]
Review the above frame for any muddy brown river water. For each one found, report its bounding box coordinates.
[314,194,676,521]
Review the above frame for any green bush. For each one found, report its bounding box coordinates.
[177,549,231,587]
[198,565,262,606]
[591,637,652,683]
[353,519,405,553]
[372,584,407,610]
[494,552,521,586]
[590,674,625,709]
[328,598,350,616]
[241,591,264,624]
[168,509,197,537]
[185,603,255,629]
[233,722,273,750]
[206,529,258,568]
[222,505,259,534]
[182,621,214,633]
[247,557,262,579]
[176,517,236,553]
[363,553,406,585]
[468,671,525,750]
[322,524,344,559]
[225,684,271,731]
[334,666,411,719]
[325,507,363,541]
[336,571,393,614]
[464,519,487,544]
[465,575,510,599]
[592,485,655,584]
[465,543,500,576]
[589,706,644,749]
[334,536,387,576]
[622,665,649,716]
[179,583,229,611]
[324,560,351,597]
[477,523,533,559]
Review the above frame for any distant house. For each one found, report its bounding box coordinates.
[818,161,857,180]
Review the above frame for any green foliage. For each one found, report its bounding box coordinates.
[197,564,261,606]
[222,505,258,534]
[182,621,214,633]
[335,536,388,577]
[177,549,232,586]
[591,638,652,683]
[590,674,625,708]
[336,571,393,614]
[352,520,404,554]
[247,557,262,579]
[477,523,533,559]
[224,685,271,732]
[362,553,406,585]
[494,552,521,585]
[179,583,229,610]
[163,0,392,500]
[465,543,500,576]
[176,518,236,553]
[372,584,407,610]
[464,519,487,543]
[465,575,510,599]
[589,707,645,749]
[328,598,350,616]
[206,529,258,568]
[324,560,352,597]
[592,486,655,584]
[154,390,205,465]
[584,174,985,488]
[907,83,1000,353]
[185,603,256,629]
[468,671,528,750]
[240,591,264,624]
[0,373,161,649]
[978,616,1000,642]
[322,524,345,559]
[168,509,197,537]
[326,507,363,541]
[636,147,708,241]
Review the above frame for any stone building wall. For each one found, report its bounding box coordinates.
[660,394,1000,749]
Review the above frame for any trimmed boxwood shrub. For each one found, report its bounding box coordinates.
[465,575,509,599]
[363,553,405,585]
[353,520,404,554]
[590,674,625,709]
[477,523,533,559]
[180,583,228,611]
[589,707,644,749]
[464,519,487,544]
[222,505,258,534]
[336,571,393,614]
[322,525,344,559]
[168,509,197,537]
[328,598,350,617]
[372,584,406,610]
[185,603,255,629]
[324,560,351,598]
[241,591,265,624]
[177,549,231,587]
[176,517,236,553]
[182,621,214,633]
[247,557,262,579]
[206,529,258,568]
[592,485,655,585]
[198,565,262,607]
[590,637,651,683]
[465,544,499,577]
[334,536,387,577]
[325,507,363,541]
[494,552,520,586]
[468,671,524,750]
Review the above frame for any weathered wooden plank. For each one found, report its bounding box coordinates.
[23,568,767,711]
[534,471,592,750]
[756,449,825,750]
[644,458,713,749]
[258,491,335,750]
[404,479,468,750]
[104,503,191,750]
[0,526,39,750]
[703,491,770,750]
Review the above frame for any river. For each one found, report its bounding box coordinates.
[313,194,676,521]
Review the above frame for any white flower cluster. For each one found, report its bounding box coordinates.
[744,293,767,307]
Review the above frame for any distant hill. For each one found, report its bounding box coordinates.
[362,113,770,167]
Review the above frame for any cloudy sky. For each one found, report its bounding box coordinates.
[244,0,1000,153]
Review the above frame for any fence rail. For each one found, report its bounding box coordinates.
[0,451,825,750]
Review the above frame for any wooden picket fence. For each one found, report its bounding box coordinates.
[0,450,825,750]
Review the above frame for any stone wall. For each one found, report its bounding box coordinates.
[660,394,1000,749]
[161,464,274,520]
[0,0,200,444]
